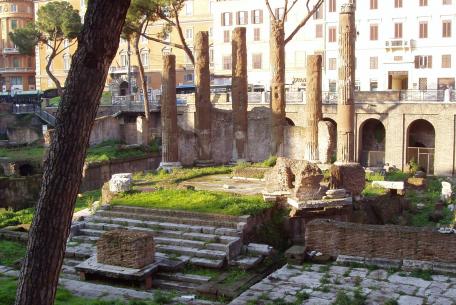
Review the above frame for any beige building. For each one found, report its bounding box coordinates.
[0,0,35,92]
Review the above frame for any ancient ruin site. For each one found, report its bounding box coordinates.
[1,0,456,305]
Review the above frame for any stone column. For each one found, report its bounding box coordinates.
[336,3,356,163]
[304,55,322,162]
[160,54,181,170]
[194,31,213,166]
[231,27,248,162]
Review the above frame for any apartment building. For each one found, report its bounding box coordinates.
[211,0,456,92]
[0,0,35,92]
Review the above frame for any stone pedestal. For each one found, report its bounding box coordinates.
[159,161,182,172]
[231,27,248,162]
[194,31,213,165]
[161,54,180,165]
[304,55,322,162]
[108,173,132,193]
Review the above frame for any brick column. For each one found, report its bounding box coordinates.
[194,31,213,166]
[304,55,323,162]
[231,27,248,162]
[160,54,181,170]
[336,3,356,163]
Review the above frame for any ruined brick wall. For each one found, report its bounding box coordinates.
[305,219,456,263]
[89,115,121,145]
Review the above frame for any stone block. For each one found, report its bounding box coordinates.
[108,173,133,193]
[97,230,155,269]
[441,181,452,202]
[329,163,365,196]
[372,181,405,190]
[285,245,306,264]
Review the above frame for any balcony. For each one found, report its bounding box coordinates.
[0,67,34,73]
[3,48,19,54]
[109,65,139,74]
[385,39,414,51]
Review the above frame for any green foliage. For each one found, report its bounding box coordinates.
[49,96,61,107]
[111,189,271,216]
[362,184,388,198]
[100,92,113,105]
[0,145,44,162]
[0,240,26,267]
[36,2,82,41]
[365,172,384,182]
[182,265,220,279]
[384,299,398,305]
[221,268,248,284]
[9,22,40,55]
[409,269,433,281]
[332,288,366,305]
[75,189,101,212]
[261,155,277,167]
[254,208,289,251]
[85,141,151,163]
[0,208,34,228]
[385,170,408,182]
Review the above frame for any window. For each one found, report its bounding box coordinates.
[394,23,403,38]
[11,76,22,86]
[12,57,19,68]
[329,80,337,92]
[370,80,378,91]
[394,56,403,61]
[237,11,248,25]
[394,0,403,7]
[443,0,452,4]
[315,24,323,38]
[370,24,378,40]
[328,27,336,43]
[442,54,451,68]
[328,58,336,70]
[370,57,378,69]
[253,28,261,41]
[11,19,17,30]
[370,0,378,9]
[329,0,336,12]
[63,55,71,71]
[185,1,193,16]
[140,52,149,67]
[252,9,263,24]
[223,30,230,43]
[252,53,262,69]
[355,80,361,91]
[28,76,35,86]
[275,8,285,20]
[223,55,232,70]
[185,28,193,40]
[10,4,17,12]
[419,0,427,6]
[419,78,427,90]
[221,12,232,26]
[184,73,193,82]
[415,55,432,68]
[120,54,127,67]
[419,22,428,38]
[443,21,451,38]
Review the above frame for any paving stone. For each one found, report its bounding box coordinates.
[443,286,456,299]
[303,298,332,305]
[388,274,432,289]
[349,268,369,278]
[427,296,454,305]
[367,269,389,281]
[397,295,424,305]
[329,265,350,276]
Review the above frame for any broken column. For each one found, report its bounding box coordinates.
[331,3,365,196]
[194,31,213,166]
[160,54,181,170]
[231,27,248,162]
[337,3,356,163]
[304,55,323,162]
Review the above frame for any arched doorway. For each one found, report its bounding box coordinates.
[359,119,385,167]
[119,81,129,96]
[406,119,435,174]
[19,164,34,176]
[285,117,295,126]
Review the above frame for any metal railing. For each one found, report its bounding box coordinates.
[407,147,435,174]
[12,104,56,126]
[400,89,455,102]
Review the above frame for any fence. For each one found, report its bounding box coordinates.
[12,104,56,126]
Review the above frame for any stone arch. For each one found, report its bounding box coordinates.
[285,117,295,126]
[358,118,386,167]
[406,119,435,174]
[119,81,129,96]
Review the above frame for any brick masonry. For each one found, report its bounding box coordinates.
[305,219,456,263]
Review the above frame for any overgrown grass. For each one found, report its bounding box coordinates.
[0,277,175,305]
[0,146,44,162]
[0,240,26,267]
[111,189,271,216]
[361,184,388,198]
[182,265,220,279]
[221,268,248,284]
[133,166,232,187]
[0,208,34,228]
[75,189,101,212]
[332,288,366,305]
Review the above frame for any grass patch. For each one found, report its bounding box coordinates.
[0,146,44,162]
[85,141,151,163]
[222,268,248,284]
[362,183,388,198]
[409,269,433,281]
[182,265,220,279]
[0,208,34,228]
[75,189,101,212]
[332,288,366,305]
[111,189,271,216]
[0,240,26,267]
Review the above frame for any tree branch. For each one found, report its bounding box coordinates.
[285,0,298,16]
[284,0,324,44]
[141,32,185,50]
[265,0,277,20]
[171,2,194,65]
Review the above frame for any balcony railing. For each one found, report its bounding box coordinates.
[385,39,412,50]
[0,67,33,73]
[3,48,19,54]
[109,66,139,74]
[400,89,455,102]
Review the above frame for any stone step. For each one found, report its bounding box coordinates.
[96,209,241,230]
[63,258,84,267]
[71,235,99,244]
[156,244,226,260]
[190,257,225,269]
[89,216,241,237]
[153,278,201,292]
[109,205,246,223]
[156,272,211,284]
[65,243,95,259]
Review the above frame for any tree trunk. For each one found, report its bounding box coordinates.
[161,54,179,164]
[194,31,212,163]
[337,4,356,163]
[45,51,62,96]
[270,20,285,156]
[14,1,130,305]
[231,27,248,162]
[134,31,150,121]
[304,55,322,162]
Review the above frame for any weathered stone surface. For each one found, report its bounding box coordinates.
[397,295,424,305]
[97,230,155,269]
[264,157,323,201]
[329,163,365,195]
[231,27,248,161]
[441,181,452,202]
[407,177,426,187]
[108,173,132,193]
[318,120,336,164]
[285,245,306,264]
[372,181,405,190]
